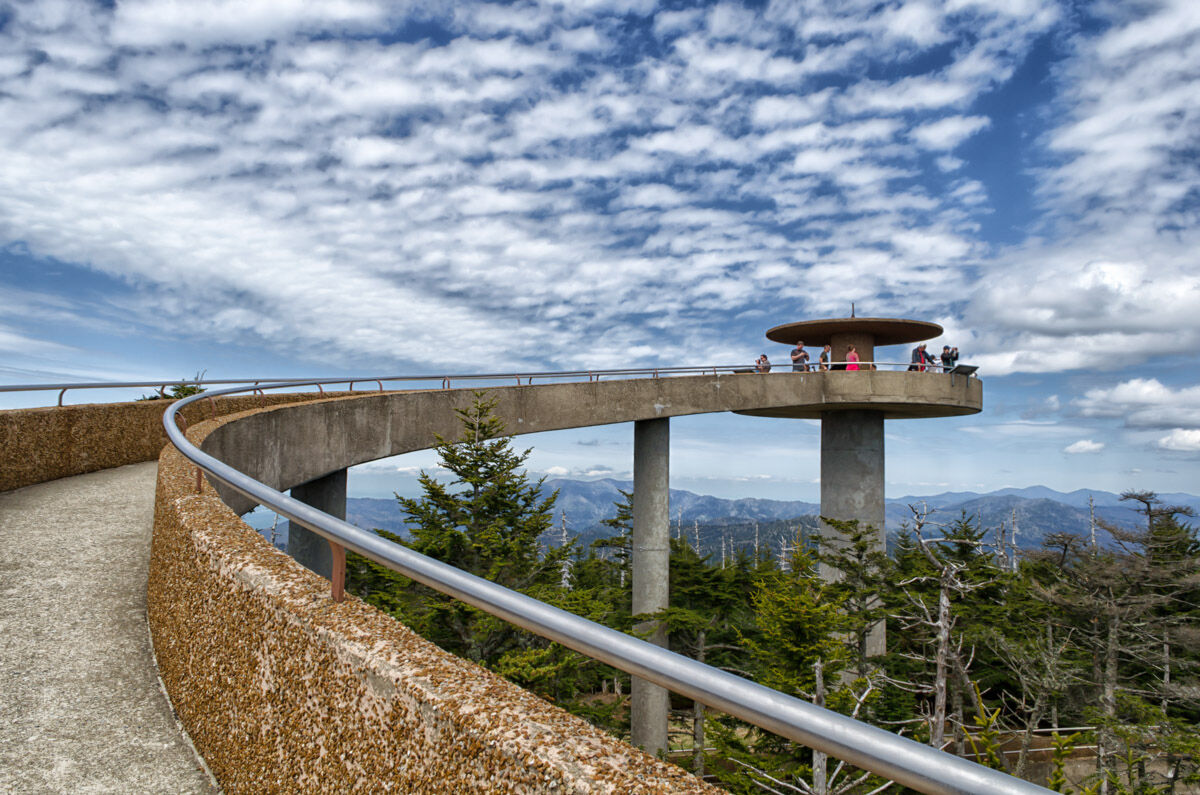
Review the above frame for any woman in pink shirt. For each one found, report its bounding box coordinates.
[846,344,860,371]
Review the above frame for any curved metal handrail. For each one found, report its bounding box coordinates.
[159,376,1038,795]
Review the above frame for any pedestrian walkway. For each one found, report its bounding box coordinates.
[0,462,217,793]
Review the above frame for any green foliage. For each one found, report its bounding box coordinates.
[347,393,633,729]
[1048,731,1085,793]
[742,547,846,696]
[137,370,207,400]
[349,454,1200,794]
[348,393,566,667]
[816,516,891,676]
[395,393,567,665]
[964,683,1008,772]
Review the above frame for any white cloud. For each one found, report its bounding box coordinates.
[911,115,991,149]
[1074,379,1200,430]
[841,76,975,114]
[1064,439,1104,454]
[653,9,702,37]
[0,325,77,356]
[1157,429,1200,452]
[110,0,391,47]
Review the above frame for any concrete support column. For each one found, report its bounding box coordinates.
[830,331,876,368]
[631,418,670,756]
[819,410,885,656]
[287,468,347,579]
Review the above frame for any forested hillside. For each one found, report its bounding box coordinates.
[343,398,1200,793]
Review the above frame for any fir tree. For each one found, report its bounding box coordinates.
[348,392,568,667]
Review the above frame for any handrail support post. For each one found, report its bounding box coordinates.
[330,542,346,602]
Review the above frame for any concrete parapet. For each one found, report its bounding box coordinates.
[0,393,338,492]
[151,403,715,793]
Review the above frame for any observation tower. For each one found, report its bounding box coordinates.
[742,316,982,653]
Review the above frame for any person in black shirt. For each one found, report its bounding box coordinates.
[940,346,959,372]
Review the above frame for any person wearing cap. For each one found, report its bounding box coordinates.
[940,345,959,372]
[790,341,810,372]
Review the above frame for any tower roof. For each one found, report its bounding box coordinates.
[765,317,943,347]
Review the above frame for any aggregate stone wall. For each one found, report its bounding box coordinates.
[0,393,335,492]
[150,403,715,794]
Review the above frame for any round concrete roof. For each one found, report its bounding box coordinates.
[765,317,943,347]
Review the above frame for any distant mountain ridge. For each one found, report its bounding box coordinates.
[343,479,1200,554]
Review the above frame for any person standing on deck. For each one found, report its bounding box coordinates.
[790,341,810,372]
[940,346,959,372]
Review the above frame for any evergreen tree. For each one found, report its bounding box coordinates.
[348,392,568,667]
[710,544,887,795]
[654,538,757,775]
[816,517,891,678]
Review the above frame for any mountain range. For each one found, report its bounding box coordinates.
[338,479,1200,558]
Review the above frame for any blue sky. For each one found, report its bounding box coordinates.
[2,0,1199,502]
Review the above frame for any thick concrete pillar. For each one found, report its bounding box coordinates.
[819,410,886,656]
[830,331,875,367]
[631,418,670,756]
[287,469,347,579]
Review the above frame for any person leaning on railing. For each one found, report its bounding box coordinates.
[909,343,939,372]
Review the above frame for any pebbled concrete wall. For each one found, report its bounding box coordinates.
[0,393,337,492]
[151,401,716,794]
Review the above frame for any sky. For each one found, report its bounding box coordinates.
[2,0,1199,502]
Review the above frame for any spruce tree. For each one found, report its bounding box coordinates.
[348,392,568,667]
[816,517,891,678]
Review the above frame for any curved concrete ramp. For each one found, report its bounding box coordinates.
[0,463,216,793]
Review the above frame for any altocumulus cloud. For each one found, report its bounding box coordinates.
[0,0,1196,384]
[1064,439,1105,455]
[1158,429,1200,453]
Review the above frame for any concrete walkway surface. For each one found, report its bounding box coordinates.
[0,463,218,793]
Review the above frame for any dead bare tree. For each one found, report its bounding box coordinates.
[729,669,892,795]
[890,506,998,752]
[983,624,1079,777]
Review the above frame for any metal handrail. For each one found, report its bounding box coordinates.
[159,377,1036,795]
[1,362,975,405]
